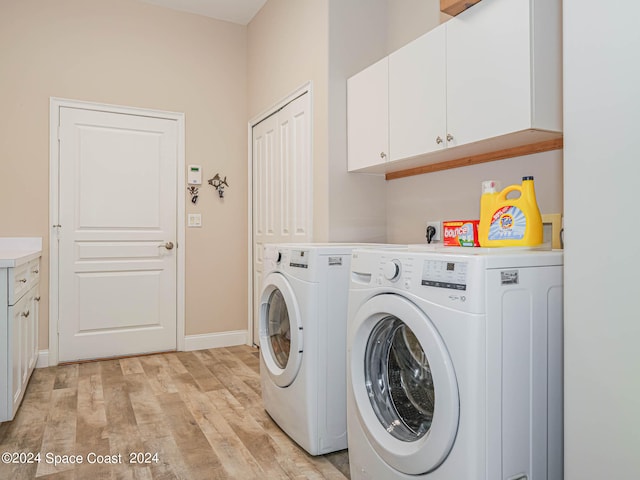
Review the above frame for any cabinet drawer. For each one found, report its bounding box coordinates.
[9,263,30,305]
[8,259,39,305]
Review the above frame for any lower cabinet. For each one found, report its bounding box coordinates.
[1,259,40,422]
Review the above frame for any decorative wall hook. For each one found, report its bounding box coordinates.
[208,174,229,198]
[187,185,199,204]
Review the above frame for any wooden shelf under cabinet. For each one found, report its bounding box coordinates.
[441,0,482,16]
[381,132,563,181]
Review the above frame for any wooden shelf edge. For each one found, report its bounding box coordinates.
[385,137,563,181]
[441,0,483,17]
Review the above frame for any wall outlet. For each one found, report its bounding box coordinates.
[426,221,442,242]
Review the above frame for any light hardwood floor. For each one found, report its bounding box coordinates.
[0,346,350,480]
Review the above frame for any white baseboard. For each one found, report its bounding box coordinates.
[35,331,249,368]
[184,330,249,351]
[36,350,49,368]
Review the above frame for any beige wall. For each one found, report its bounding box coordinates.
[247,0,391,244]
[0,0,248,349]
[386,151,564,243]
[386,0,446,52]
[0,0,564,353]
[383,1,563,244]
[327,0,388,242]
[247,0,331,240]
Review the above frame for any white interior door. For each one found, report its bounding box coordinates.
[57,106,179,362]
[251,91,312,346]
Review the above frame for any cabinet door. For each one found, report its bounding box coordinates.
[389,25,447,160]
[22,285,40,374]
[347,57,389,171]
[9,293,28,413]
[30,286,39,372]
[21,293,31,386]
[446,0,531,147]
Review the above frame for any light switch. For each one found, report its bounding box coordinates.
[188,213,202,227]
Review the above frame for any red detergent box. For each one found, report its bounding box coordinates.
[443,220,480,247]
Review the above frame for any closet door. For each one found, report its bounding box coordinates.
[251,92,312,345]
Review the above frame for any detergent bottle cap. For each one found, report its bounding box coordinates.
[481,180,500,194]
[522,175,534,181]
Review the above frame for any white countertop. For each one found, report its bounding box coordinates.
[0,237,43,268]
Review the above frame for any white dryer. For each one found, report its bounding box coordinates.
[259,243,401,455]
[346,247,564,480]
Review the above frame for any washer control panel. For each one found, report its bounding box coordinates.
[421,259,468,291]
[351,248,487,313]
[382,260,401,281]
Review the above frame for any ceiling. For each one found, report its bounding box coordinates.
[137,0,268,25]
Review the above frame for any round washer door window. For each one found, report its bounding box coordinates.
[259,272,303,387]
[350,294,459,475]
[365,316,435,442]
[266,288,291,369]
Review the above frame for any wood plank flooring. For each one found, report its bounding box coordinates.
[0,346,350,480]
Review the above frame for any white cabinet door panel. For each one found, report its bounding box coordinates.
[446,0,531,147]
[347,57,389,171]
[9,293,28,412]
[390,25,447,160]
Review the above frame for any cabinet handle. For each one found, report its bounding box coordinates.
[446,133,454,142]
[379,152,387,159]
[35,296,41,302]
[21,310,30,318]
[32,269,39,274]
[18,278,27,283]
[436,136,443,144]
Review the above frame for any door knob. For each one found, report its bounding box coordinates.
[159,241,174,250]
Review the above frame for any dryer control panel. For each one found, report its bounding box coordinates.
[289,250,309,269]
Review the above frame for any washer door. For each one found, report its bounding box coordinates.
[350,294,459,475]
[259,272,304,387]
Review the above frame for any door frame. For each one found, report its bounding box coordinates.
[48,97,186,366]
[246,82,313,347]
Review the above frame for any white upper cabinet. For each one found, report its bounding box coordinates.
[389,25,447,161]
[347,0,562,175]
[347,57,389,171]
[446,0,561,146]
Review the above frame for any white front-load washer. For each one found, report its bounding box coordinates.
[259,243,401,455]
[347,247,564,480]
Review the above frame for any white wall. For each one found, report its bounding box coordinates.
[563,1,640,478]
